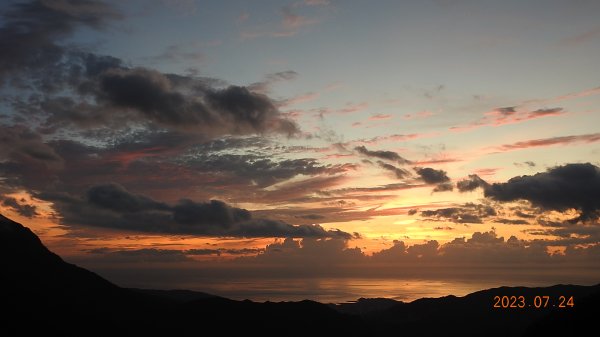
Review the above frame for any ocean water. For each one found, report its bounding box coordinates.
[182,278,541,303]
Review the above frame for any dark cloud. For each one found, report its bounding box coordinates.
[42,183,352,238]
[184,153,349,187]
[496,106,517,115]
[415,167,450,184]
[0,125,62,165]
[485,163,600,221]
[494,218,529,225]
[94,68,298,135]
[515,210,536,218]
[1,1,298,139]
[376,161,409,179]
[87,183,170,213]
[354,146,411,164]
[1,196,38,218]
[296,214,325,220]
[173,199,251,226]
[530,108,563,117]
[456,174,488,192]
[433,183,453,192]
[0,0,120,82]
[421,203,496,224]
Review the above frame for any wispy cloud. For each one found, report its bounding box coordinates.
[494,133,600,152]
[559,25,600,46]
[451,107,564,132]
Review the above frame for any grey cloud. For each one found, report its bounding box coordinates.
[421,203,496,224]
[184,153,348,187]
[377,161,409,179]
[95,68,298,136]
[415,167,450,184]
[433,183,453,192]
[0,0,120,82]
[494,218,529,225]
[485,163,600,221]
[248,70,298,93]
[0,125,62,165]
[87,183,170,213]
[496,106,517,115]
[456,174,488,192]
[354,146,411,164]
[1,196,38,218]
[1,2,298,139]
[42,183,352,239]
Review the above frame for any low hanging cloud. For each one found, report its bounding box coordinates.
[485,163,600,221]
[415,167,450,184]
[82,231,600,283]
[354,146,411,164]
[41,183,351,238]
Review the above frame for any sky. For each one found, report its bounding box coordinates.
[1,0,600,300]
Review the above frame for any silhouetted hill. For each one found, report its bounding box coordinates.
[1,214,598,336]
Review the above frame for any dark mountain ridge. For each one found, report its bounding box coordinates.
[1,214,598,336]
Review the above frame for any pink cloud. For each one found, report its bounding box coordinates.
[559,25,600,46]
[281,6,316,30]
[369,113,392,121]
[413,158,461,165]
[403,110,433,120]
[555,86,600,102]
[351,133,437,146]
[279,92,319,107]
[451,107,564,132]
[494,133,600,152]
[473,168,500,177]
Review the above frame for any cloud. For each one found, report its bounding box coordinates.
[281,6,316,30]
[0,2,298,139]
[79,228,600,284]
[420,203,496,224]
[368,114,392,121]
[303,0,330,6]
[559,25,600,46]
[377,161,409,179]
[415,167,450,184]
[147,44,205,63]
[485,163,600,221]
[451,106,565,132]
[248,70,298,93]
[0,125,62,166]
[456,174,489,192]
[94,68,298,135]
[433,183,453,192]
[494,133,600,152]
[43,183,352,238]
[494,218,529,225]
[184,153,350,188]
[0,0,120,82]
[354,146,411,164]
[1,196,38,218]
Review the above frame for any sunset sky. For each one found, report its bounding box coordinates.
[1,0,599,300]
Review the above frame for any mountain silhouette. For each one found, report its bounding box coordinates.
[1,214,598,336]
